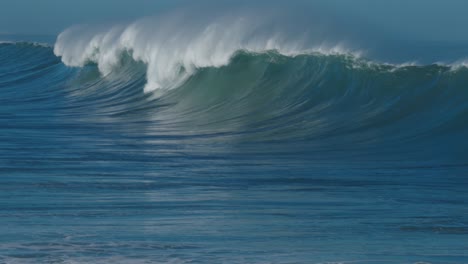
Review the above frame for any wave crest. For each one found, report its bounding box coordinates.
[53,13,359,93]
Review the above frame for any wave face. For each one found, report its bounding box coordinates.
[51,35,468,160]
[1,21,468,264]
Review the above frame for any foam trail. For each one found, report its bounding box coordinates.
[54,13,359,93]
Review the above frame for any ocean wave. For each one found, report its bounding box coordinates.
[2,39,468,157]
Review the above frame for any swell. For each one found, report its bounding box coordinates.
[0,42,74,104]
[2,42,468,161]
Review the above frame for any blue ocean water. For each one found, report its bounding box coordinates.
[1,14,468,264]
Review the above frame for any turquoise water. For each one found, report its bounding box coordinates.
[0,36,468,263]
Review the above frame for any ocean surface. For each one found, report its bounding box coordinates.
[1,13,468,264]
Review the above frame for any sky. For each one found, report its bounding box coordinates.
[0,0,468,44]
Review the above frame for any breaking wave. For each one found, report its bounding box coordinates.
[2,38,468,162]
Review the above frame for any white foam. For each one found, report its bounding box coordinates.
[447,59,468,71]
[54,13,360,93]
[0,40,51,47]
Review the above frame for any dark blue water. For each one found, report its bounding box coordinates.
[1,37,468,264]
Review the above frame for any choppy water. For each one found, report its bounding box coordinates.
[1,20,468,264]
